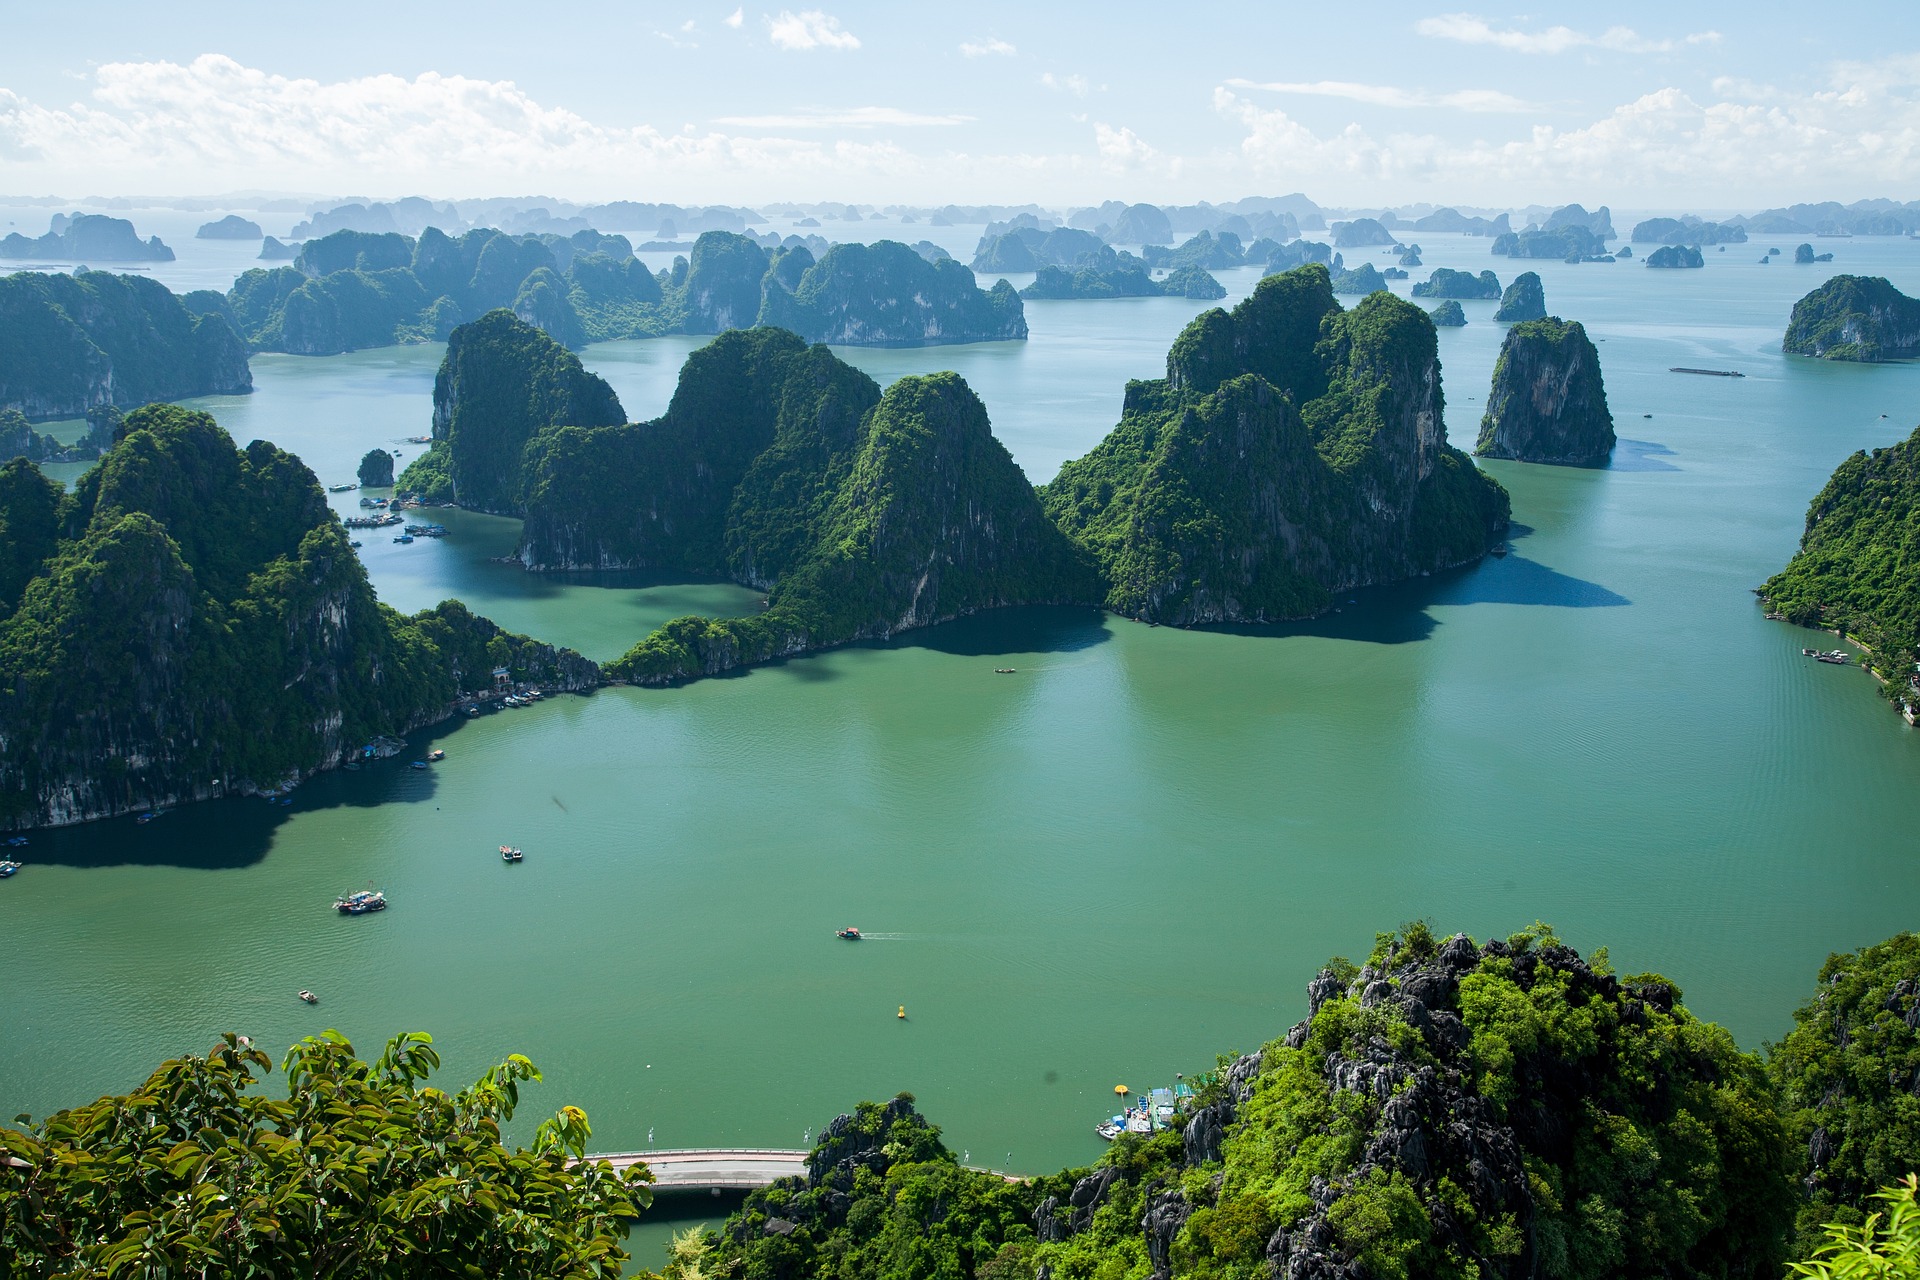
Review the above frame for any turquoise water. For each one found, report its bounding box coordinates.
[5,235,1920,1258]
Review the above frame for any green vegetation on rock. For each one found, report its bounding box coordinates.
[1760,425,1920,710]
[1428,300,1467,327]
[1783,276,1920,361]
[1769,933,1920,1257]
[760,240,1027,346]
[1412,268,1501,300]
[685,923,1828,1280]
[1475,318,1615,467]
[426,310,625,514]
[0,270,251,421]
[1329,262,1389,296]
[0,403,596,828]
[358,447,394,487]
[0,1030,650,1277]
[1040,265,1509,624]
[1646,245,1707,269]
[1493,272,1547,323]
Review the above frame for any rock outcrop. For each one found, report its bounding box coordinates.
[1633,216,1747,245]
[421,311,624,514]
[759,240,1027,346]
[1332,217,1398,248]
[0,271,251,421]
[1493,270,1547,322]
[1475,317,1615,466]
[358,448,394,487]
[1412,267,1501,300]
[1794,243,1835,264]
[1428,299,1467,326]
[0,405,596,830]
[1040,264,1509,624]
[196,215,263,240]
[1329,262,1388,295]
[1645,244,1706,268]
[1,214,174,263]
[1783,275,1920,361]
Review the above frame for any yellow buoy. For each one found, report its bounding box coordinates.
[898,1006,906,1019]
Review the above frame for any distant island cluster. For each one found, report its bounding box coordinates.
[2,184,1920,823]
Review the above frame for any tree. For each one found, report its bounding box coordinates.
[0,1030,653,1278]
[1791,1176,1920,1278]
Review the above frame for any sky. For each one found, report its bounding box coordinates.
[1,1,1917,212]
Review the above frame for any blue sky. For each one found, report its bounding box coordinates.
[1,1,1915,210]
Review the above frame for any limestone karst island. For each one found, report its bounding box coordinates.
[5,7,1920,1277]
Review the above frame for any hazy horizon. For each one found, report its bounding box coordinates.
[3,0,1916,209]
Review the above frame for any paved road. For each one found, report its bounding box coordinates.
[590,1148,809,1190]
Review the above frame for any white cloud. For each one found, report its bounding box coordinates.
[724,7,743,27]
[960,37,1016,58]
[712,106,973,127]
[1226,78,1535,113]
[1415,13,1720,55]
[1092,122,1161,171]
[1212,54,1920,198]
[766,10,859,51]
[1041,72,1089,97]
[657,20,699,48]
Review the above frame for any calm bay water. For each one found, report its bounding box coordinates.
[6,232,1920,1255]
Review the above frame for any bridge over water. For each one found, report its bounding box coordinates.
[588,1148,1025,1191]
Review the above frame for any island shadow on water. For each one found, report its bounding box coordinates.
[19,708,525,871]
[1202,524,1630,646]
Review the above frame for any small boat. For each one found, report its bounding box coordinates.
[349,541,362,549]
[1489,544,1508,558]
[836,927,862,940]
[135,810,163,825]
[405,435,431,444]
[393,534,414,544]
[1802,647,1819,657]
[464,705,481,717]
[994,667,1016,674]
[426,749,445,762]
[409,760,428,770]
[1669,367,1745,378]
[4,835,27,847]
[0,860,19,878]
[1096,1118,1124,1142]
[1817,650,1852,665]
[298,990,318,1004]
[501,845,524,862]
[328,483,358,492]
[334,889,387,915]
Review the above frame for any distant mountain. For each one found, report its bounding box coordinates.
[0,214,174,263]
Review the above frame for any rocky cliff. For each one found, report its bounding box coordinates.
[0,271,251,421]
[1645,244,1706,268]
[422,310,625,514]
[1475,317,1615,466]
[1493,271,1547,322]
[704,924,1799,1280]
[1412,267,1502,300]
[0,405,596,830]
[1759,424,1920,711]
[1429,300,1467,326]
[1040,264,1509,625]
[0,214,174,263]
[1783,275,1920,361]
[758,240,1027,346]
[519,328,1096,683]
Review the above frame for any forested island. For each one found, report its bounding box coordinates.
[0,405,594,829]
[223,227,1024,357]
[1411,268,1501,300]
[9,924,1918,1277]
[1645,245,1706,269]
[407,265,1506,685]
[0,213,174,263]
[0,270,252,421]
[1782,275,1920,361]
[1493,272,1547,322]
[1475,318,1615,466]
[1761,424,1920,716]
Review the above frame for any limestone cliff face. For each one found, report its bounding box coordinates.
[1784,275,1920,362]
[0,271,251,421]
[0,406,597,830]
[1493,271,1547,322]
[1041,265,1510,625]
[429,310,624,515]
[1475,317,1615,466]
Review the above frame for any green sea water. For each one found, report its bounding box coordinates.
[6,237,1920,1264]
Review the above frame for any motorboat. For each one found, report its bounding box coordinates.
[836,927,862,940]
[501,845,524,862]
[426,749,445,762]
[334,889,387,915]
[298,990,318,1004]
[0,860,19,878]
[1095,1118,1123,1141]
[994,667,1016,674]
[409,760,428,770]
